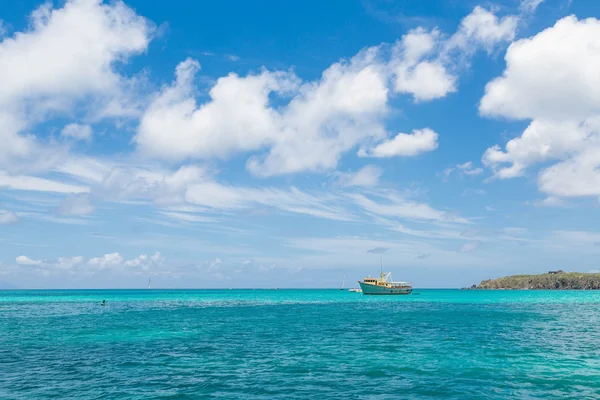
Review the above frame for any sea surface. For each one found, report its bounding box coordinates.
[2,289,600,399]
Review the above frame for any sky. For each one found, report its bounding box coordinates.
[1,0,600,289]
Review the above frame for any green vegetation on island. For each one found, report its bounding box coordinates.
[473,271,600,290]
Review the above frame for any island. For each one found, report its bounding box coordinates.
[470,270,600,290]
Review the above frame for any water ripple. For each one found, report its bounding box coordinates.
[2,290,600,399]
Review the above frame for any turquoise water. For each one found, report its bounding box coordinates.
[2,289,600,399]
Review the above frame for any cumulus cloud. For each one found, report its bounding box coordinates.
[136,58,300,162]
[16,255,42,266]
[359,128,439,158]
[391,28,457,102]
[445,6,518,55]
[136,5,515,176]
[124,252,163,271]
[0,0,153,112]
[480,16,600,200]
[0,210,18,224]
[0,0,153,174]
[481,18,600,121]
[16,252,159,274]
[137,49,389,177]
[54,256,85,270]
[88,252,123,269]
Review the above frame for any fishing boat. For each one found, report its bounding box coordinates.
[348,288,362,293]
[358,257,412,295]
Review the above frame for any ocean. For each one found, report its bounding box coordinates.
[2,289,600,399]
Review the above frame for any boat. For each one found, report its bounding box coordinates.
[349,288,362,293]
[340,274,345,290]
[358,272,412,295]
[148,278,151,289]
[358,257,412,295]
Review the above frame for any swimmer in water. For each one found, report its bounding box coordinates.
[100,299,106,306]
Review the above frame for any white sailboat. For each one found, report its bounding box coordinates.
[148,278,152,289]
[340,274,345,290]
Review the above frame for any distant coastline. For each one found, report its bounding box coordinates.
[469,271,600,290]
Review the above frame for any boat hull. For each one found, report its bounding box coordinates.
[359,281,412,295]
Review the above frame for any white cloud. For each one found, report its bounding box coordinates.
[54,256,85,270]
[0,0,153,174]
[481,16,600,121]
[137,49,389,177]
[457,161,484,176]
[185,183,353,221]
[61,123,93,141]
[392,6,518,102]
[0,0,153,112]
[203,257,223,272]
[16,255,42,266]
[446,6,518,55]
[95,164,208,204]
[534,196,566,207]
[16,252,162,274]
[248,48,389,176]
[520,0,545,13]
[444,161,483,179]
[0,210,18,224]
[57,193,95,216]
[480,16,600,198]
[136,6,515,176]
[88,252,123,269]
[538,149,600,198]
[124,251,163,271]
[337,165,382,187]
[158,211,216,223]
[460,240,482,253]
[0,171,89,193]
[392,28,457,102]
[347,191,468,223]
[359,128,439,157]
[51,160,354,221]
[136,58,299,161]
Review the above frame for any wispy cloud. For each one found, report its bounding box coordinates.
[460,240,482,253]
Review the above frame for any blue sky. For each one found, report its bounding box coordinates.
[1,0,600,289]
